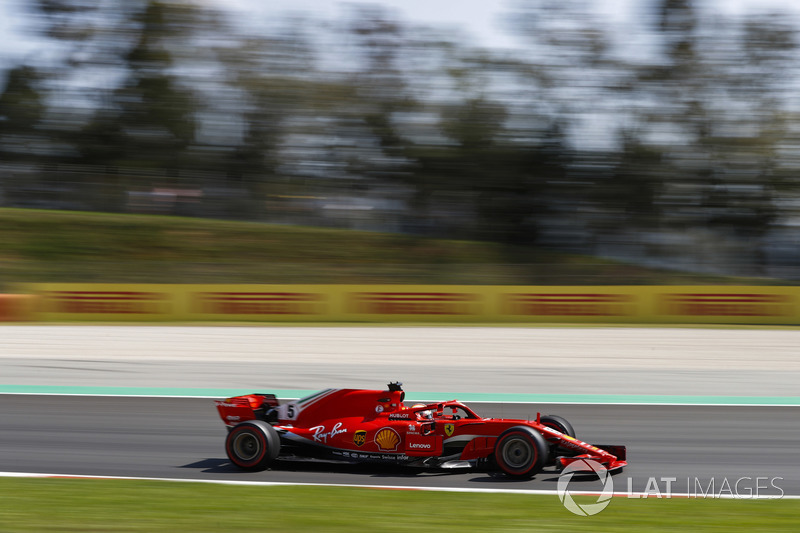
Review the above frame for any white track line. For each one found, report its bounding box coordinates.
[0,472,796,499]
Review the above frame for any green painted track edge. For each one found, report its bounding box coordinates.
[1,385,799,405]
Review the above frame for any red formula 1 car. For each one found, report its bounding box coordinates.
[215,382,627,479]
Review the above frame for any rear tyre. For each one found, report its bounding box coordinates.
[225,421,280,471]
[493,426,548,479]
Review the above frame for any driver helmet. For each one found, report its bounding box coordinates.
[411,404,433,419]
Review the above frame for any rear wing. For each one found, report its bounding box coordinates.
[215,393,279,427]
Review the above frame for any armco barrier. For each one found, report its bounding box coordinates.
[0,294,37,322]
[14,283,800,325]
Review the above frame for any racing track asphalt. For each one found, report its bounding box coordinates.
[1,395,797,496]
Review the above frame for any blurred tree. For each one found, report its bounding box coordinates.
[310,6,423,229]
[0,66,45,163]
[593,134,665,231]
[23,0,206,211]
[212,27,318,218]
[28,0,128,163]
[83,2,196,171]
[505,0,799,269]
[505,0,636,244]
[430,96,542,243]
[334,5,571,242]
[33,0,106,65]
[1,0,797,277]
[646,1,798,269]
[69,0,215,213]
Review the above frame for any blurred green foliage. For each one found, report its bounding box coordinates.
[0,208,777,287]
[1,1,799,278]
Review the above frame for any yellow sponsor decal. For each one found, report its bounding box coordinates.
[22,283,178,321]
[444,424,455,437]
[348,291,481,316]
[193,291,327,316]
[17,283,800,325]
[42,290,170,315]
[375,427,401,451]
[658,292,792,317]
[651,286,799,325]
[353,430,366,447]
[501,293,635,317]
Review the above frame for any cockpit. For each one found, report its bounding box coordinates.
[406,402,479,421]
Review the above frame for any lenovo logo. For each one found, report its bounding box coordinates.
[194,292,325,315]
[41,291,169,314]
[659,294,792,317]
[348,292,480,315]
[502,293,634,316]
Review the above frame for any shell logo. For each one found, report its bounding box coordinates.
[374,427,401,451]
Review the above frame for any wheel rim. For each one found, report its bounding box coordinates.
[232,431,261,461]
[502,436,533,469]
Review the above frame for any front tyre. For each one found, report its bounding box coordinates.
[493,426,548,479]
[225,421,280,471]
[540,414,577,466]
[540,415,576,438]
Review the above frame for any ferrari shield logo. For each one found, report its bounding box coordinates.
[444,424,455,437]
[353,430,366,447]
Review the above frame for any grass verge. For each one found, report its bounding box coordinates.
[0,478,798,532]
[0,207,774,286]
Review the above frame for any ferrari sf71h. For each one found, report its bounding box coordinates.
[215,382,627,479]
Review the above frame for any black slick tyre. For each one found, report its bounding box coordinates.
[493,426,548,479]
[225,420,280,471]
[540,414,576,438]
[540,414,577,466]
